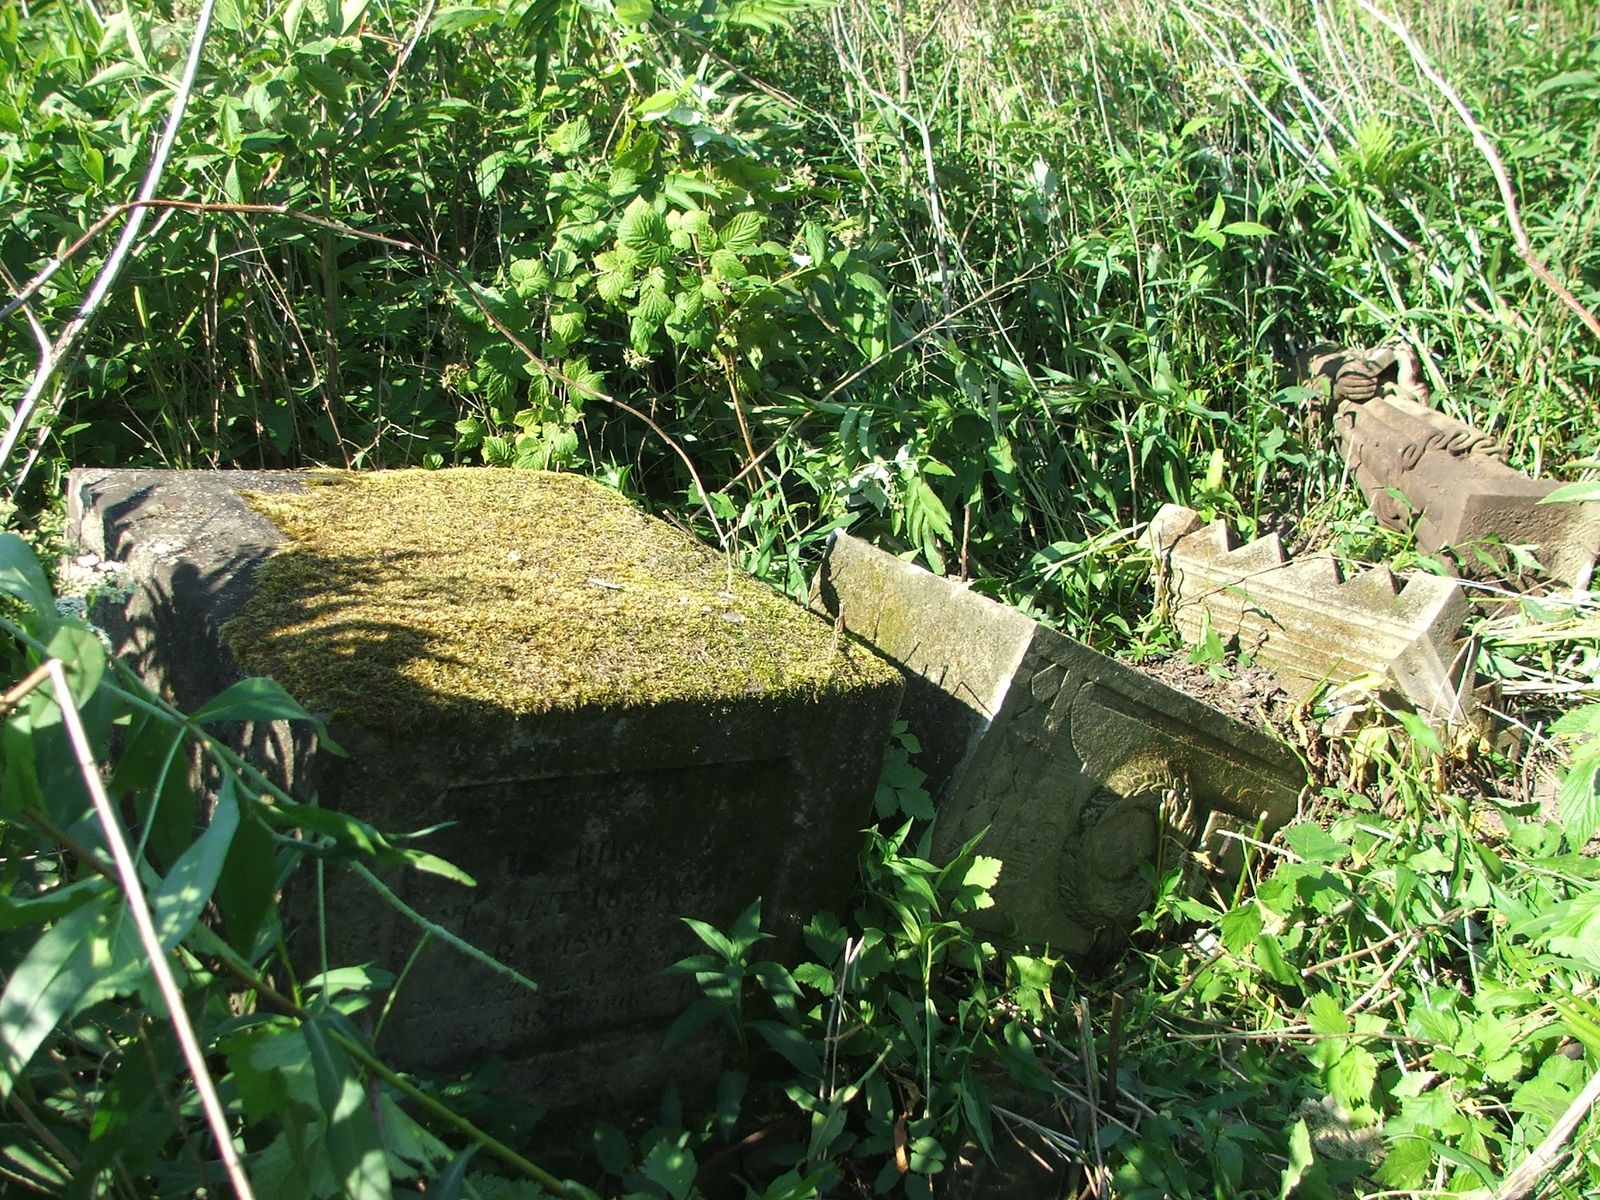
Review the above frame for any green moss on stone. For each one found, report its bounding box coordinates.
[222,469,898,732]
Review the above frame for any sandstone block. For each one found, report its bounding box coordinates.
[1148,504,1473,724]
[69,468,903,1111]
[811,533,1303,954]
[1337,392,1599,586]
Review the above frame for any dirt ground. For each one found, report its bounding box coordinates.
[1135,653,1298,737]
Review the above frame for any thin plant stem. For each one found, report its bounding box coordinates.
[0,0,219,491]
[36,660,256,1200]
[348,862,540,996]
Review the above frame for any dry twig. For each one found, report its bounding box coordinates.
[1354,0,1600,345]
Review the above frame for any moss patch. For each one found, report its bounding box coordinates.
[222,469,898,732]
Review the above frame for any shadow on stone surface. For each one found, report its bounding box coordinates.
[68,467,904,1123]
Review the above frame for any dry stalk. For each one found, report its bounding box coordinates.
[0,0,219,492]
[1354,0,1600,346]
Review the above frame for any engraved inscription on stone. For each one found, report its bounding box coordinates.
[365,757,790,1069]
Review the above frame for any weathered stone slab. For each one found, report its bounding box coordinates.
[69,468,903,1111]
[1148,504,1473,724]
[1336,390,1600,586]
[811,533,1304,954]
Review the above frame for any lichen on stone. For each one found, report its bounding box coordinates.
[221,468,898,732]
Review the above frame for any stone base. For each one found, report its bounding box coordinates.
[70,468,903,1113]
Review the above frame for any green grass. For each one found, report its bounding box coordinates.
[1,0,1598,1195]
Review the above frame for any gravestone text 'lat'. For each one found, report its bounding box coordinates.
[812,533,1304,955]
[69,468,903,1112]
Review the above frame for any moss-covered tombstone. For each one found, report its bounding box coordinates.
[69,467,902,1112]
[813,532,1305,956]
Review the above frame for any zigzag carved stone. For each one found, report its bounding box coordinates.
[1149,505,1472,723]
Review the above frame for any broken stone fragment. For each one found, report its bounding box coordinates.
[1336,392,1600,586]
[68,467,903,1116]
[1148,504,1474,726]
[1306,344,1432,408]
[811,533,1304,955]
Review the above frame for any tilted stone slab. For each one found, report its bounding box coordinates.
[1337,392,1600,586]
[69,468,903,1111]
[811,533,1304,954]
[1148,504,1473,723]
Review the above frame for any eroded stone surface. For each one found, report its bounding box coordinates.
[69,468,903,1112]
[1337,392,1599,585]
[1149,504,1473,724]
[812,533,1304,954]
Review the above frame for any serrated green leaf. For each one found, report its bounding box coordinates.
[545,117,591,156]
[634,285,673,326]
[709,248,746,280]
[1328,1045,1378,1108]
[617,197,672,268]
[676,209,710,238]
[1306,991,1349,1037]
[1374,1136,1430,1190]
[641,1135,695,1200]
[1219,902,1263,954]
[1282,823,1349,864]
[550,303,586,343]
[719,211,763,254]
[962,855,1002,891]
[629,317,655,355]
[508,257,551,296]
[597,269,633,305]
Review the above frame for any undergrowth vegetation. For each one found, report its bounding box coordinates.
[2,0,1599,1195]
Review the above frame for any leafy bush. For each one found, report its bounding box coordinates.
[4,0,1599,1193]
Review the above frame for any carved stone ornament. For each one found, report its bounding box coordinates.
[812,533,1305,954]
[1305,344,1432,410]
[1336,392,1600,585]
[1148,503,1475,726]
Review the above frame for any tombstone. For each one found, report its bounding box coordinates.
[811,533,1304,955]
[68,467,904,1112]
[1335,391,1600,586]
[1148,504,1474,726]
